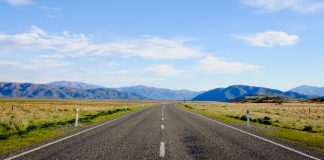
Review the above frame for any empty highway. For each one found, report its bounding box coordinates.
[3,104,323,160]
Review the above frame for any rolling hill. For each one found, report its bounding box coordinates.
[117,85,202,100]
[289,85,324,97]
[192,85,314,102]
[0,82,146,100]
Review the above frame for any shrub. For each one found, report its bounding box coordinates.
[262,120,272,125]
[257,118,263,124]
[184,105,193,109]
[240,115,247,121]
[263,116,271,121]
[302,125,313,132]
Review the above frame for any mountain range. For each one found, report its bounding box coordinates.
[289,85,324,97]
[0,81,322,101]
[47,81,201,100]
[117,85,202,100]
[192,85,315,102]
[0,82,146,100]
[47,81,103,90]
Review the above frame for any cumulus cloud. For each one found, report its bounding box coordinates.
[196,56,260,74]
[241,0,324,12]
[234,31,299,47]
[5,0,32,6]
[0,26,201,59]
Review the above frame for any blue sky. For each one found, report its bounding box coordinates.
[0,0,323,91]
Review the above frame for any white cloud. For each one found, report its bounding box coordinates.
[5,0,32,6]
[196,56,260,74]
[0,26,201,60]
[242,0,324,12]
[145,64,186,76]
[234,31,299,47]
[0,57,71,70]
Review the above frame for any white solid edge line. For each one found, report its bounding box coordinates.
[4,110,141,160]
[181,108,321,160]
[161,125,165,130]
[159,142,165,157]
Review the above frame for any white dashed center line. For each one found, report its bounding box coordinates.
[159,142,165,157]
[160,106,166,158]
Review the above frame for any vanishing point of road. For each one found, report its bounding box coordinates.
[3,104,323,160]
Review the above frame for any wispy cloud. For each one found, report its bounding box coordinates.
[0,26,201,59]
[37,6,60,11]
[5,0,32,6]
[0,57,71,70]
[145,64,187,76]
[241,0,324,12]
[196,56,261,74]
[233,31,299,47]
[46,15,61,19]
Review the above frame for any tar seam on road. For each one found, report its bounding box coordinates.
[159,142,165,157]
[181,108,321,160]
[3,110,142,160]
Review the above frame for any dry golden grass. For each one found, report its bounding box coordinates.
[0,99,158,136]
[184,102,324,132]
[0,99,159,154]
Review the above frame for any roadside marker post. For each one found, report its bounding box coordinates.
[246,109,250,127]
[75,108,79,127]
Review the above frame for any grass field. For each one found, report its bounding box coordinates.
[179,102,324,152]
[0,99,158,154]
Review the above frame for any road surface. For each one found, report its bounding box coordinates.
[3,104,323,160]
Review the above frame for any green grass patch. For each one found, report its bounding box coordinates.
[0,128,62,154]
[261,127,324,152]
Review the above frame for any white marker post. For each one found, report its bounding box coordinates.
[75,108,79,127]
[246,109,250,127]
[124,104,127,111]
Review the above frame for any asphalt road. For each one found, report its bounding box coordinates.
[3,104,323,160]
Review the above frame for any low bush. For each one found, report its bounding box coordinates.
[302,125,313,132]
[240,115,247,121]
[263,116,271,121]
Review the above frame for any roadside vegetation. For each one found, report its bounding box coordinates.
[178,102,324,152]
[0,99,157,154]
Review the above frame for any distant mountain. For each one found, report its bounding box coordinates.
[117,85,202,100]
[0,82,146,100]
[192,85,314,102]
[289,85,324,97]
[48,81,103,90]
